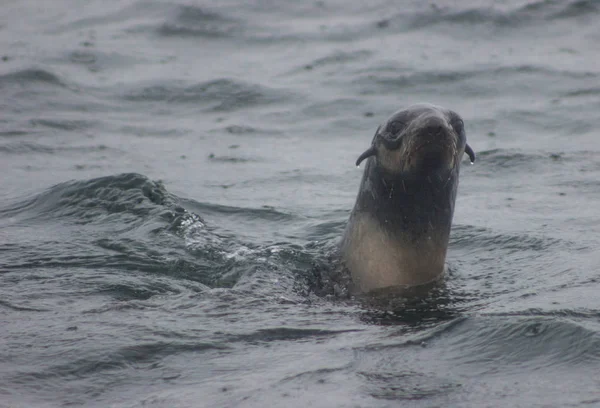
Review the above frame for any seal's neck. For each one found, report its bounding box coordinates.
[341,158,460,293]
[356,158,459,242]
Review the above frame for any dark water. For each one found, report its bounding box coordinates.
[2,0,600,407]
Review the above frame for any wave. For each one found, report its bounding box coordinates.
[463,148,589,179]
[0,173,172,222]
[179,198,295,222]
[121,78,293,111]
[214,124,284,137]
[353,65,598,97]
[375,0,600,32]
[0,141,113,155]
[350,312,600,403]
[153,1,600,45]
[0,68,66,88]
[158,5,244,38]
[436,315,600,371]
[226,327,359,343]
[29,118,96,131]
[0,173,329,294]
[562,86,600,97]
[0,68,112,120]
[33,0,600,51]
[291,50,373,73]
[12,341,227,383]
[0,174,218,284]
[451,224,568,253]
[520,0,600,20]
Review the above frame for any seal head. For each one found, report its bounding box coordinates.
[340,103,474,293]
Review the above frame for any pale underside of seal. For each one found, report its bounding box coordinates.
[340,103,475,293]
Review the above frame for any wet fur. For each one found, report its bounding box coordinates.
[341,104,469,293]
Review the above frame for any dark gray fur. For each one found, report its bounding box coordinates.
[340,104,474,293]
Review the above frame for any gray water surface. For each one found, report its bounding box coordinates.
[2,1,600,407]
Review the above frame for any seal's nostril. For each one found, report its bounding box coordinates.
[426,124,444,136]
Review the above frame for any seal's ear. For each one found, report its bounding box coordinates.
[465,144,475,163]
[356,125,382,166]
[356,146,376,166]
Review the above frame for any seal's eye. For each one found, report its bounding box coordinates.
[452,119,464,134]
[387,120,404,135]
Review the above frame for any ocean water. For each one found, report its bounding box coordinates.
[1,0,600,407]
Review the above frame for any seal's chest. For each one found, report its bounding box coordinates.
[342,214,446,292]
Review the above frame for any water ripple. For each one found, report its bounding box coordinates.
[122,78,293,111]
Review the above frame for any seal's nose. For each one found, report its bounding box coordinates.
[420,116,449,137]
[406,115,456,172]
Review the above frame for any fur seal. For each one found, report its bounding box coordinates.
[340,104,475,293]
